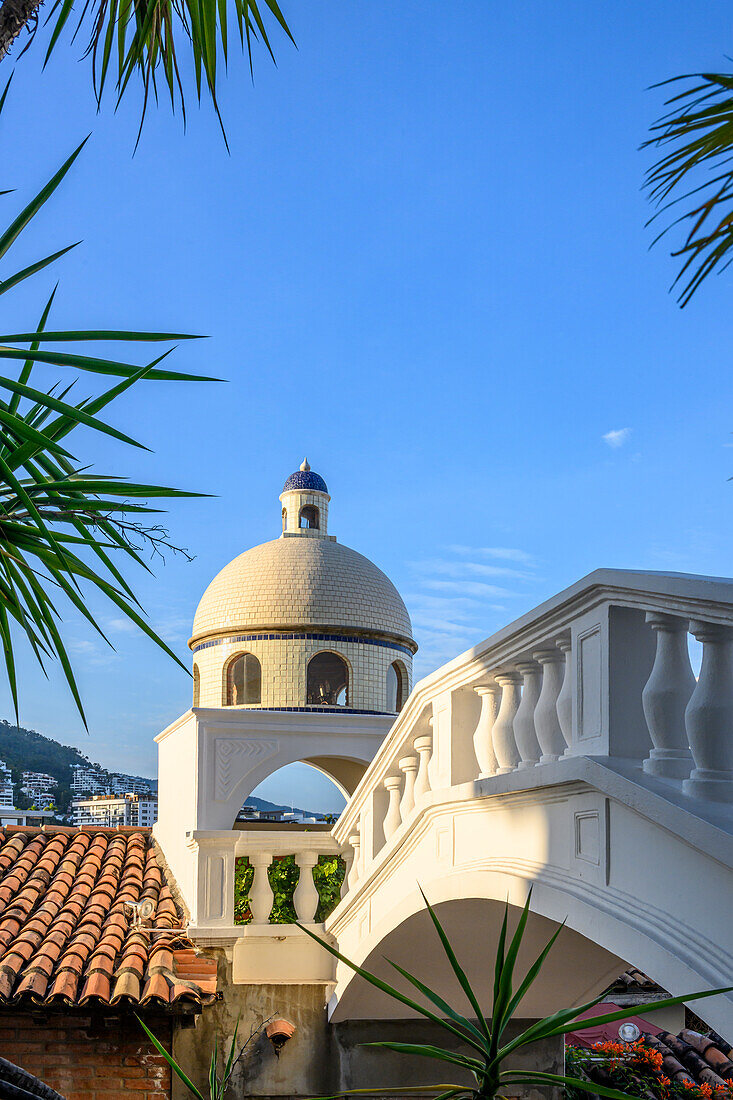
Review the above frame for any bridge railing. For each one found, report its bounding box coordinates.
[332,569,733,891]
[186,827,346,938]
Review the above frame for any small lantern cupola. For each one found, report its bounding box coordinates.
[279,458,332,539]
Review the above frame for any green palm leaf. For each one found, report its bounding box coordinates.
[0,113,212,725]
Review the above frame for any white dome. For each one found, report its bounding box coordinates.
[190,536,414,647]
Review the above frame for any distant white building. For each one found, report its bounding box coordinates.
[71,793,157,828]
[0,760,14,807]
[21,771,57,806]
[70,765,108,795]
[109,774,154,797]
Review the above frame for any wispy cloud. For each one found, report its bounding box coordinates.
[602,427,631,449]
[405,544,541,678]
[448,545,535,564]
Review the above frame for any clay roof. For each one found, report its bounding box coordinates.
[0,825,217,1008]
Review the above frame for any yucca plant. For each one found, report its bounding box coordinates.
[644,70,733,306]
[1,78,214,724]
[298,889,731,1100]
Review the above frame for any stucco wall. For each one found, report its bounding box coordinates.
[173,955,564,1100]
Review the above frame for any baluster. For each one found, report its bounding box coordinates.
[413,733,433,800]
[293,851,320,922]
[514,662,542,769]
[683,620,733,802]
[398,755,418,819]
[346,833,361,891]
[248,851,273,924]
[556,637,573,754]
[383,775,403,839]
[493,673,523,773]
[340,849,352,898]
[473,685,500,777]
[642,612,695,779]
[534,649,567,763]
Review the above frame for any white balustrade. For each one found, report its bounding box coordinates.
[684,620,733,802]
[473,685,500,777]
[514,662,542,769]
[413,733,433,800]
[493,673,523,773]
[383,775,403,838]
[642,612,695,779]
[293,851,320,922]
[331,571,733,883]
[248,851,274,924]
[398,755,418,819]
[534,649,567,763]
[555,637,573,753]
[346,833,361,891]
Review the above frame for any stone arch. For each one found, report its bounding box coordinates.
[223,652,262,706]
[328,864,733,1035]
[232,755,369,826]
[307,650,350,707]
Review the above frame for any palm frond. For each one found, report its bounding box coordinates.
[644,70,733,305]
[0,118,212,725]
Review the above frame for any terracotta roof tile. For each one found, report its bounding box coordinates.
[0,825,216,1009]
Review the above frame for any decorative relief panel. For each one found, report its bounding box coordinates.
[578,626,602,742]
[213,738,279,801]
[574,810,600,866]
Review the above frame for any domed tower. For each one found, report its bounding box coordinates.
[190,460,415,714]
[155,462,417,917]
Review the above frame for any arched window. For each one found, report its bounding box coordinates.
[386,660,405,712]
[299,505,319,530]
[192,664,200,708]
[307,652,349,706]
[226,653,262,705]
[281,507,287,533]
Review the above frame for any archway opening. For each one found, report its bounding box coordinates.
[387,660,406,712]
[225,652,262,705]
[299,504,319,529]
[307,651,349,706]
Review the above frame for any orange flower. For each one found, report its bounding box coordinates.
[701,1086,713,1098]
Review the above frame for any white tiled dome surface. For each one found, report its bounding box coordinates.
[191,537,413,643]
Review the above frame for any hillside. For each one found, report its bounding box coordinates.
[0,720,95,781]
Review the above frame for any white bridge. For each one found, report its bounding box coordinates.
[162,569,733,1036]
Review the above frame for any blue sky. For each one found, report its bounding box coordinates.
[2,2,733,812]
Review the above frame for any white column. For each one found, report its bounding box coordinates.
[346,833,361,891]
[533,649,567,763]
[514,662,542,769]
[683,620,733,802]
[556,637,573,755]
[248,851,273,924]
[413,733,433,800]
[642,612,695,779]
[473,685,500,778]
[398,755,418,819]
[293,851,320,922]
[383,775,403,839]
[493,673,523,774]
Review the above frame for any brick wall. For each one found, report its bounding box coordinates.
[0,1009,174,1100]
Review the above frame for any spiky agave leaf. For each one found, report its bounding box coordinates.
[297,889,731,1100]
